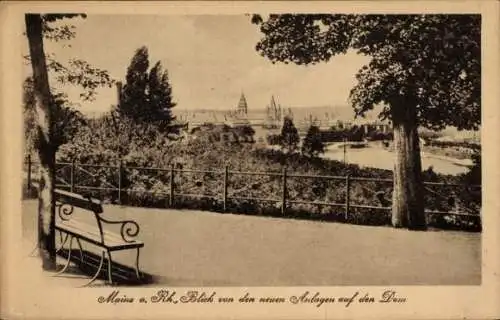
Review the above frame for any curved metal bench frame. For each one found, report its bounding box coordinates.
[54,200,144,287]
[29,182,144,287]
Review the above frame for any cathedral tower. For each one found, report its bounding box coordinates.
[237,92,248,115]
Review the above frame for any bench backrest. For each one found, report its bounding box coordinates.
[30,181,140,245]
[30,181,103,212]
[30,181,106,242]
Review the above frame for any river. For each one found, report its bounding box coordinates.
[322,143,473,176]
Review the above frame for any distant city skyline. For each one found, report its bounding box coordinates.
[22,14,370,115]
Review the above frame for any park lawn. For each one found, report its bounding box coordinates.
[22,200,480,286]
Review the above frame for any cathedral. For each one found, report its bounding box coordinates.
[229,93,293,129]
[264,95,281,128]
[229,92,250,125]
[264,95,294,128]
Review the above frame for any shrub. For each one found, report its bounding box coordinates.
[301,125,325,157]
[42,117,481,232]
[266,134,281,146]
[280,117,299,153]
[365,131,393,141]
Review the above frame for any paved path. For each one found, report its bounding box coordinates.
[22,200,480,286]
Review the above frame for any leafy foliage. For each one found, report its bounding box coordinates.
[47,56,114,101]
[58,114,168,161]
[24,15,115,102]
[301,125,325,157]
[41,14,86,42]
[42,14,87,22]
[189,123,256,145]
[252,14,481,229]
[266,133,281,145]
[23,78,86,155]
[233,125,256,143]
[252,14,480,131]
[319,125,366,142]
[426,140,480,150]
[364,130,393,142]
[48,118,480,231]
[462,151,481,186]
[23,15,112,152]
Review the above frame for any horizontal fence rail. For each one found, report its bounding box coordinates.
[23,156,481,224]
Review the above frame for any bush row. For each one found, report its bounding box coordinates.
[25,117,481,232]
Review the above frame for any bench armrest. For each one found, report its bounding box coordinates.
[57,203,75,221]
[98,217,141,243]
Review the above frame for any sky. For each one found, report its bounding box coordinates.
[22,14,370,116]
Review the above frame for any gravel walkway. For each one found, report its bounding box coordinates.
[22,200,481,286]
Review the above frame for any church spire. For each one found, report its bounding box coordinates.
[270,95,277,114]
[237,92,248,115]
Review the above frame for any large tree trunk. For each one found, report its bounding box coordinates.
[391,102,427,230]
[25,14,57,270]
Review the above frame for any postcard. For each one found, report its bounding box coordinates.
[1,1,499,319]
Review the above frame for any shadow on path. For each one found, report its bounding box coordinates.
[56,249,159,287]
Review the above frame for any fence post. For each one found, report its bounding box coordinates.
[223,165,228,212]
[345,174,350,220]
[343,138,347,165]
[118,160,123,204]
[26,155,32,195]
[452,192,460,215]
[282,167,287,215]
[70,159,76,193]
[169,164,175,207]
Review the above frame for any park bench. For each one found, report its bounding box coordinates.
[30,182,144,286]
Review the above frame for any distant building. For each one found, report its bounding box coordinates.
[265,95,282,128]
[237,92,248,115]
[229,92,250,126]
[182,92,393,141]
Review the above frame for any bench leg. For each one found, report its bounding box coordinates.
[81,250,105,288]
[29,242,39,257]
[56,232,69,253]
[106,249,114,285]
[54,236,74,276]
[135,248,141,280]
[76,238,84,264]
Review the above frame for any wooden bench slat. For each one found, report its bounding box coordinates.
[57,220,144,250]
[60,219,123,242]
[57,219,143,245]
[58,220,117,244]
[56,193,103,213]
[31,181,103,213]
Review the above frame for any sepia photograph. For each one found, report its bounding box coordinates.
[2,1,499,319]
[20,12,482,287]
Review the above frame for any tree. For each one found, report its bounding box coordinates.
[302,125,325,157]
[118,48,177,131]
[25,14,58,270]
[252,14,480,230]
[25,14,113,270]
[280,116,299,153]
[463,151,481,186]
[118,46,150,121]
[148,61,177,128]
